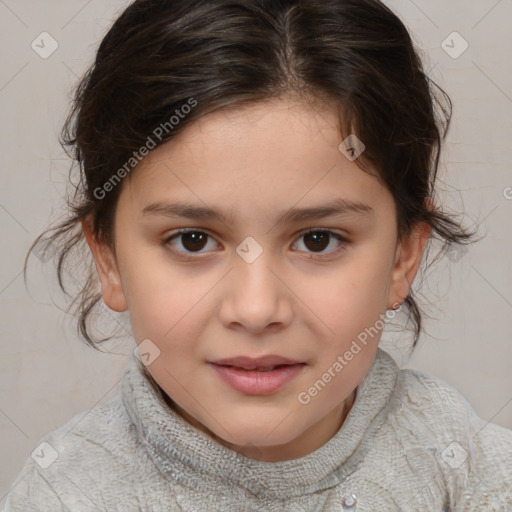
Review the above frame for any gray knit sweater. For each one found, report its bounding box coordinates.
[3,348,512,511]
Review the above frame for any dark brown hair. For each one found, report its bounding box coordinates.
[25,0,479,350]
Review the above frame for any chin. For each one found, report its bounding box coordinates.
[212,419,306,450]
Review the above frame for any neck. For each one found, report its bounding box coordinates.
[167,389,357,462]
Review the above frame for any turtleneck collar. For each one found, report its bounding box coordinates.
[121,347,399,500]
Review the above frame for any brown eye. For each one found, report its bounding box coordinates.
[292,229,348,258]
[165,230,217,254]
[303,232,330,252]
[180,232,208,252]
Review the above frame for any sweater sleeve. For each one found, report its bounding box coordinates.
[397,368,512,511]
[2,430,106,512]
[2,460,69,512]
[452,416,512,511]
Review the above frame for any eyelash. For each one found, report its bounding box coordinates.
[163,228,349,261]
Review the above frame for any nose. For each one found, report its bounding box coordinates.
[218,250,293,335]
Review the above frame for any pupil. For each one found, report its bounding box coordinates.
[183,232,206,252]
[305,232,328,252]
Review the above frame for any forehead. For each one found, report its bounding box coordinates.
[120,98,394,224]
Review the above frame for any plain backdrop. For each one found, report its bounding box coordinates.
[1,0,511,503]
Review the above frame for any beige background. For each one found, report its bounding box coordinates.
[1,0,511,503]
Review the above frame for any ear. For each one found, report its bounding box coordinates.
[81,216,128,312]
[387,210,432,310]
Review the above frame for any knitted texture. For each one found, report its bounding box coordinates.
[3,348,512,511]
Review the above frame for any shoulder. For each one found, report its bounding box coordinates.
[36,391,142,463]
[395,363,512,444]
[373,350,485,438]
[391,360,512,509]
[3,393,158,511]
[395,364,480,433]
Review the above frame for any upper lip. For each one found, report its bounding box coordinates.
[210,355,304,370]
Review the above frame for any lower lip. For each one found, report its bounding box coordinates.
[208,363,305,395]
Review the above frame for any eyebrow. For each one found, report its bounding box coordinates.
[141,198,374,225]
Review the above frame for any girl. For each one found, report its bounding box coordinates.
[4,0,512,510]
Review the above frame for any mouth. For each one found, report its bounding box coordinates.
[210,355,304,370]
[208,357,306,395]
[214,363,302,372]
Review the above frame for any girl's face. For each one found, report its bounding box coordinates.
[85,96,429,462]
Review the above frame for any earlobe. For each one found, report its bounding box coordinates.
[81,217,128,312]
[387,222,431,310]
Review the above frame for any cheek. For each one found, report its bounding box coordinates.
[122,256,216,344]
[348,237,395,300]
[295,253,392,338]
[115,244,182,338]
